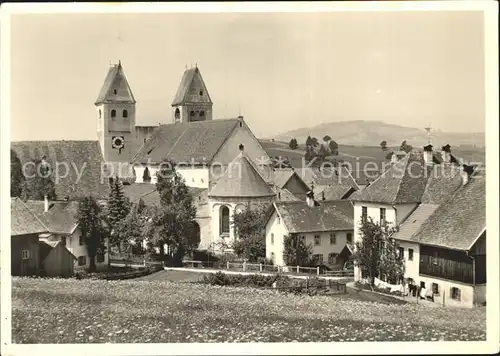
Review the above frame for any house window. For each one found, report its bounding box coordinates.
[21,250,30,260]
[113,89,117,95]
[79,236,84,246]
[111,109,116,118]
[432,283,440,295]
[312,254,323,265]
[199,90,203,96]
[408,249,414,261]
[420,281,426,288]
[96,252,105,263]
[346,232,353,244]
[78,256,86,266]
[270,252,275,263]
[174,108,180,121]
[314,235,321,246]
[398,247,404,260]
[60,236,66,246]
[143,167,151,183]
[328,253,338,265]
[123,109,128,118]
[451,287,461,301]
[200,111,205,117]
[271,233,274,245]
[219,205,230,235]
[329,233,336,245]
[361,206,367,221]
[190,110,195,117]
[380,208,386,224]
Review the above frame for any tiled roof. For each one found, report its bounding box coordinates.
[349,151,430,204]
[11,141,111,200]
[322,184,355,201]
[274,187,302,202]
[272,169,295,189]
[39,240,77,262]
[95,62,136,105]
[209,152,276,198]
[274,200,354,234]
[392,204,440,242]
[123,183,207,207]
[171,67,213,106]
[132,119,240,164]
[409,175,486,251]
[420,164,463,204]
[104,162,136,182]
[11,198,48,236]
[25,200,80,235]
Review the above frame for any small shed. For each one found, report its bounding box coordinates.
[39,240,76,277]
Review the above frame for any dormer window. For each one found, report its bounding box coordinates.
[113,89,117,95]
[123,109,128,118]
[111,109,116,118]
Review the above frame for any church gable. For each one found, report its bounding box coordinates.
[171,67,212,106]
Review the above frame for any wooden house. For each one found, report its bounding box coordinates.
[10,198,48,276]
[39,240,77,277]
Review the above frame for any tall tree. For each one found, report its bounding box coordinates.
[283,234,313,267]
[323,135,331,142]
[304,146,317,163]
[380,140,388,151]
[21,157,57,201]
[10,150,24,198]
[76,196,108,272]
[328,140,339,156]
[305,136,312,147]
[310,137,319,148]
[317,145,327,162]
[400,140,413,153]
[351,217,404,288]
[107,176,131,251]
[232,205,269,262]
[147,161,199,265]
[289,138,298,150]
[115,198,151,255]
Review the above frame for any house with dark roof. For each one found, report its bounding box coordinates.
[265,194,354,268]
[392,169,486,308]
[271,168,311,201]
[25,198,110,272]
[11,140,111,200]
[11,198,48,276]
[38,239,77,277]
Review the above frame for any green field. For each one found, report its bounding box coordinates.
[12,276,486,343]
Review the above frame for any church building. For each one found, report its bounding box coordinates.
[94,61,310,254]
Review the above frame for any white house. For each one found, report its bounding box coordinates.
[26,198,110,272]
[265,192,354,267]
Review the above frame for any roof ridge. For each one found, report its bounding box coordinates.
[207,120,240,163]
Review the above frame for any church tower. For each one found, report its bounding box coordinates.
[95,61,136,163]
[171,65,213,123]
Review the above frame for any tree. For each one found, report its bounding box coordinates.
[107,177,131,251]
[115,198,151,255]
[305,136,313,147]
[310,137,319,147]
[351,217,404,288]
[317,145,327,162]
[76,196,108,272]
[323,135,331,142]
[328,140,339,156]
[147,161,199,265]
[304,146,317,163]
[21,157,56,201]
[380,140,388,151]
[289,138,298,150]
[400,140,413,153]
[232,205,269,262]
[10,150,24,198]
[283,234,313,267]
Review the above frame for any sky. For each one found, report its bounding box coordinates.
[10,11,485,141]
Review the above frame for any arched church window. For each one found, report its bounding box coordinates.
[174,108,180,120]
[190,110,195,117]
[114,89,117,95]
[111,109,116,118]
[123,109,128,118]
[199,90,203,96]
[143,167,151,183]
[200,111,205,117]
[219,205,230,235]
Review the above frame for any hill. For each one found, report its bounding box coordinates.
[270,120,485,148]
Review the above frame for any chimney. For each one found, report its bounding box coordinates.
[423,144,433,166]
[44,194,49,213]
[441,144,451,164]
[306,191,315,208]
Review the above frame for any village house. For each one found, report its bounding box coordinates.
[271,168,311,201]
[392,167,485,308]
[10,198,48,276]
[265,192,354,268]
[38,239,77,278]
[25,197,110,272]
